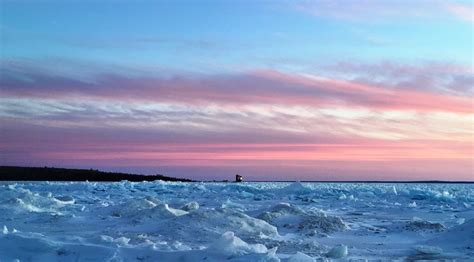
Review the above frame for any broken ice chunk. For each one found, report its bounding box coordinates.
[326,244,348,258]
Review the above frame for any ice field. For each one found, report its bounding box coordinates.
[0,181,473,261]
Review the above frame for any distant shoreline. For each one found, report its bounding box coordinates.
[0,166,193,182]
[1,166,472,183]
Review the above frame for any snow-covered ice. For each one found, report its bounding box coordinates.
[0,181,473,261]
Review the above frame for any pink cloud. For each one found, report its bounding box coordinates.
[292,0,474,23]
[445,3,474,22]
[1,60,472,181]
[1,119,472,180]
[1,64,472,113]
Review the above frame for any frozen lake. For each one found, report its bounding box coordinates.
[0,181,473,261]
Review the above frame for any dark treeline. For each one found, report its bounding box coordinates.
[0,166,193,182]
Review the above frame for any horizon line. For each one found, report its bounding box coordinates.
[1,165,473,183]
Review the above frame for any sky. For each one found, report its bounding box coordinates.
[0,0,473,181]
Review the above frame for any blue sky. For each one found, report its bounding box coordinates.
[1,0,473,180]
[2,0,472,73]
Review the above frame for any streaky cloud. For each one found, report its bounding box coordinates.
[1,60,472,113]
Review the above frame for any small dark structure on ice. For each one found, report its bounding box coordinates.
[235,174,243,182]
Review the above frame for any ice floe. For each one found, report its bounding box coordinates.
[0,181,472,261]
